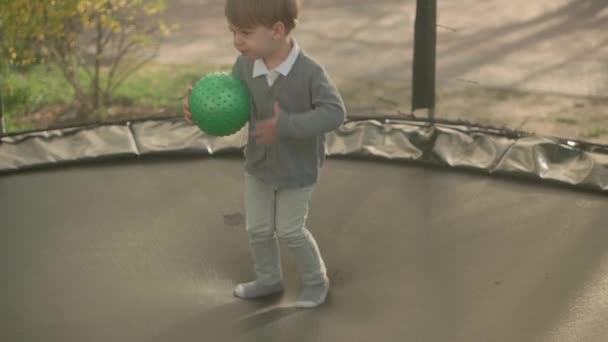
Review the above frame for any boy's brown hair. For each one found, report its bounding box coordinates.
[225,0,300,33]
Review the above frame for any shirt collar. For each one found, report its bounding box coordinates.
[253,37,300,78]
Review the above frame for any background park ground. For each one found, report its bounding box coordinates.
[3,0,607,144]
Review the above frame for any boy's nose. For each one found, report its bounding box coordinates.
[233,33,244,46]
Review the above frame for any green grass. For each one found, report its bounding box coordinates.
[113,63,224,109]
[555,117,578,125]
[1,64,74,131]
[1,62,223,132]
[583,128,608,139]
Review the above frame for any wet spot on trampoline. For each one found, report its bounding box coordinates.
[223,212,245,227]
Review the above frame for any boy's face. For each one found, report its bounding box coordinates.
[229,23,283,60]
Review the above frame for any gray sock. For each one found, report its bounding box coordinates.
[233,281,284,299]
[283,228,329,308]
[296,278,330,308]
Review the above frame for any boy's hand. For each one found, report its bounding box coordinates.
[182,85,194,124]
[252,101,281,145]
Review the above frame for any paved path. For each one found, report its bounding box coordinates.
[155,0,608,97]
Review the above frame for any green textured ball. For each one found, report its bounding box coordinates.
[189,72,251,136]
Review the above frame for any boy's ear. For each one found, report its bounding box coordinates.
[271,21,286,39]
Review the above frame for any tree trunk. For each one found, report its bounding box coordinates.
[0,87,5,134]
[93,15,103,110]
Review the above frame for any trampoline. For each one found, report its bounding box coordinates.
[1,117,607,342]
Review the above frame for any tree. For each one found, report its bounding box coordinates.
[0,0,172,115]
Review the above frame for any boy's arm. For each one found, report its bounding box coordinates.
[276,66,346,139]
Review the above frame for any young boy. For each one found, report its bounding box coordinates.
[183,0,346,308]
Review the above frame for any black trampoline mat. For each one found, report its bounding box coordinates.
[1,157,607,341]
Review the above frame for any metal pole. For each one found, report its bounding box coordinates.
[411,0,437,124]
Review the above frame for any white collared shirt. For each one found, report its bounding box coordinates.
[253,37,300,86]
